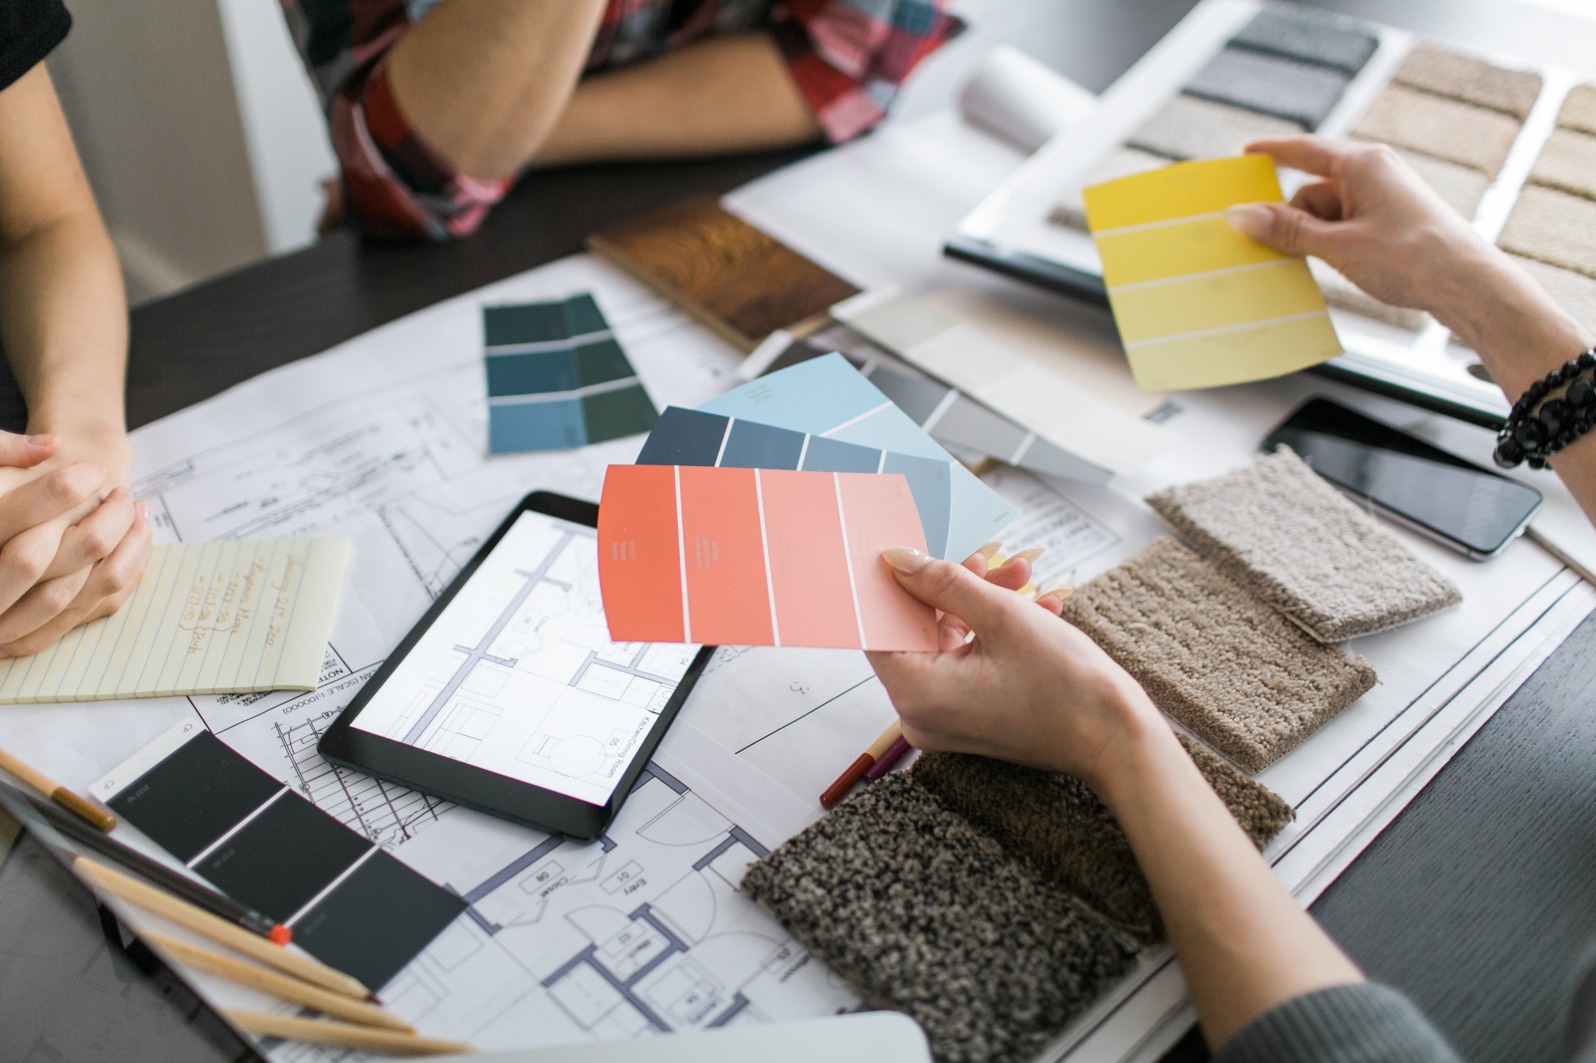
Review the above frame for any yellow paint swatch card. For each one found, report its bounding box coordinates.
[1083,154,1342,391]
[0,537,349,703]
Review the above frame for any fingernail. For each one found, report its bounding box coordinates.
[1223,203,1271,240]
[136,501,149,519]
[1011,546,1045,565]
[880,546,929,575]
[1040,580,1075,601]
[25,433,56,446]
[975,541,1002,560]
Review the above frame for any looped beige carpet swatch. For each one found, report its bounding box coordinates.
[1146,448,1462,643]
[1059,536,1377,772]
[741,772,1141,1063]
[911,737,1293,944]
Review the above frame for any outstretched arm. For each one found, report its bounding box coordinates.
[1229,136,1596,520]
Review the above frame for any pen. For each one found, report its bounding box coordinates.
[0,744,115,832]
[222,1010,475,1056]
[72,857,374,1001]
[863,735,912,781]
[820,721,902,809]
[0,778,288,944]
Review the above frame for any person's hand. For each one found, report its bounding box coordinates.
[864,546,1164,792]
[1225,135,1503,321]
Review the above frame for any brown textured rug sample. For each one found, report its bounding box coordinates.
[1146,448,1462,642]
[1392,45,1542,119]
[912,738,1293,943]
[742,772,1140,1063]
[1558,84,1596,136]
[1499,184,1596,280]
[1059,537,1377,772]
[1528,128,1596,201]
[1351,84,1520,177]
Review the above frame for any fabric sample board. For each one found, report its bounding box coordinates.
[912,737,1294,943]
[1183,46,1351,129]
[0,537,349,703]
[1394,147,1492,220]
[1146,448,1461,642]
[1528,128,1596,201]
[1082,154,1342,391]
[484,294,657,453]
[1559,84,1596,137]
[597,464,937,651]
[698,353,1017,562]
[95,719,465,990]
[830,292,1172,473]
[1227,7,1378,75]
[1128,94,1304,165]
[637,406,953,567]
[1499,183,1596,280]
[750,333,1121,485]
[587,195,859,350]
[742,772,1140,1063]
[1392,45,1542,120]
[1350,84,1520,177]
[1060,537,1377,773]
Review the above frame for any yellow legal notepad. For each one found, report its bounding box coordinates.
[0,538,350,704]
[1083,154,1342,391]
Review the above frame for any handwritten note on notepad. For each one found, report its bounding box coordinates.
[1083,154,1342,391]
[0,538,349,703]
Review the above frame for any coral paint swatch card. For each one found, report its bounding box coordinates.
[1083,154,1342,391]
[598,465,937,651]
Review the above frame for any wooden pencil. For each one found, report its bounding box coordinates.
[222,1010,475,1056]
[146,931,412,1032]
[819,720,903,809]
[73,857,372,1000]
[0,745,115,831]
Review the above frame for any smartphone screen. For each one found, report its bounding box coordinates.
[1262,399,1542,559]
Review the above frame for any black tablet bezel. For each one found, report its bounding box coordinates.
[318,490,713,840]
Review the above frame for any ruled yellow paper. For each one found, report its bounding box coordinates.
[0,538,350,703]
[1084,154,1342,391]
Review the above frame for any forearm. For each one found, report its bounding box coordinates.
[533,32,822,167]
[1095,715,1363,1049]
[385,0,609,181]
[0,210,127,440]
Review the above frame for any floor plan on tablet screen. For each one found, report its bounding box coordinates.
[351,512,697,807]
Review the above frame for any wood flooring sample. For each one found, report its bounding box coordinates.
[588,196,859,350]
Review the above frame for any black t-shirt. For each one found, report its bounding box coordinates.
[0,0,69,93]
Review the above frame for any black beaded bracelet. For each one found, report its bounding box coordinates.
[1494,346,1596,470]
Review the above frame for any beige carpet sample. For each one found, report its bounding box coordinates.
[1128,93,1303,163]
[912,738,1293,943]
[1558,83,1596,136]
[742,772,1139,1063]
[1051,146,1174,230]
[1351,84,1520,177]
[1512,254,1596,327]
[1146,449,1462,642]
[1393,45,1542,119]
[1499,183,1596,279]
[1059,537,1377,772]
[1528,128,1596,201]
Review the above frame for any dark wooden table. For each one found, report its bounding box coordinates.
[5,2,1596,1061]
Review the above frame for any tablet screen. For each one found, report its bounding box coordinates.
[349,510,698,807]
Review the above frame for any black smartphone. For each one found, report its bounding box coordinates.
[1262,398,1543,561]
[319,491,711,839]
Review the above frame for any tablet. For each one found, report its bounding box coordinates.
[319,491,711,839]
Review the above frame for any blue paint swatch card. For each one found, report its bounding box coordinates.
[485,294,658,453]
[697,354,1014,559]
[638,406,953,563]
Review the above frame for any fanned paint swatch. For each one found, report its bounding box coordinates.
[484,294,657,453]
[698,353,1015,561]
[0,537,349,703]
[94,718,465,990]
[597,464,936,651]
[1083,154,1342,391]
[637,406,952,568]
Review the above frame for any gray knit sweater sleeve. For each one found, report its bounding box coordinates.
[1213,983,1463,1063]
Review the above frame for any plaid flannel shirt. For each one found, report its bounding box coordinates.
[283,0,963,239]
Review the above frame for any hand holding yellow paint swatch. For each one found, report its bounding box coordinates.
[1083,154,1342,392]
